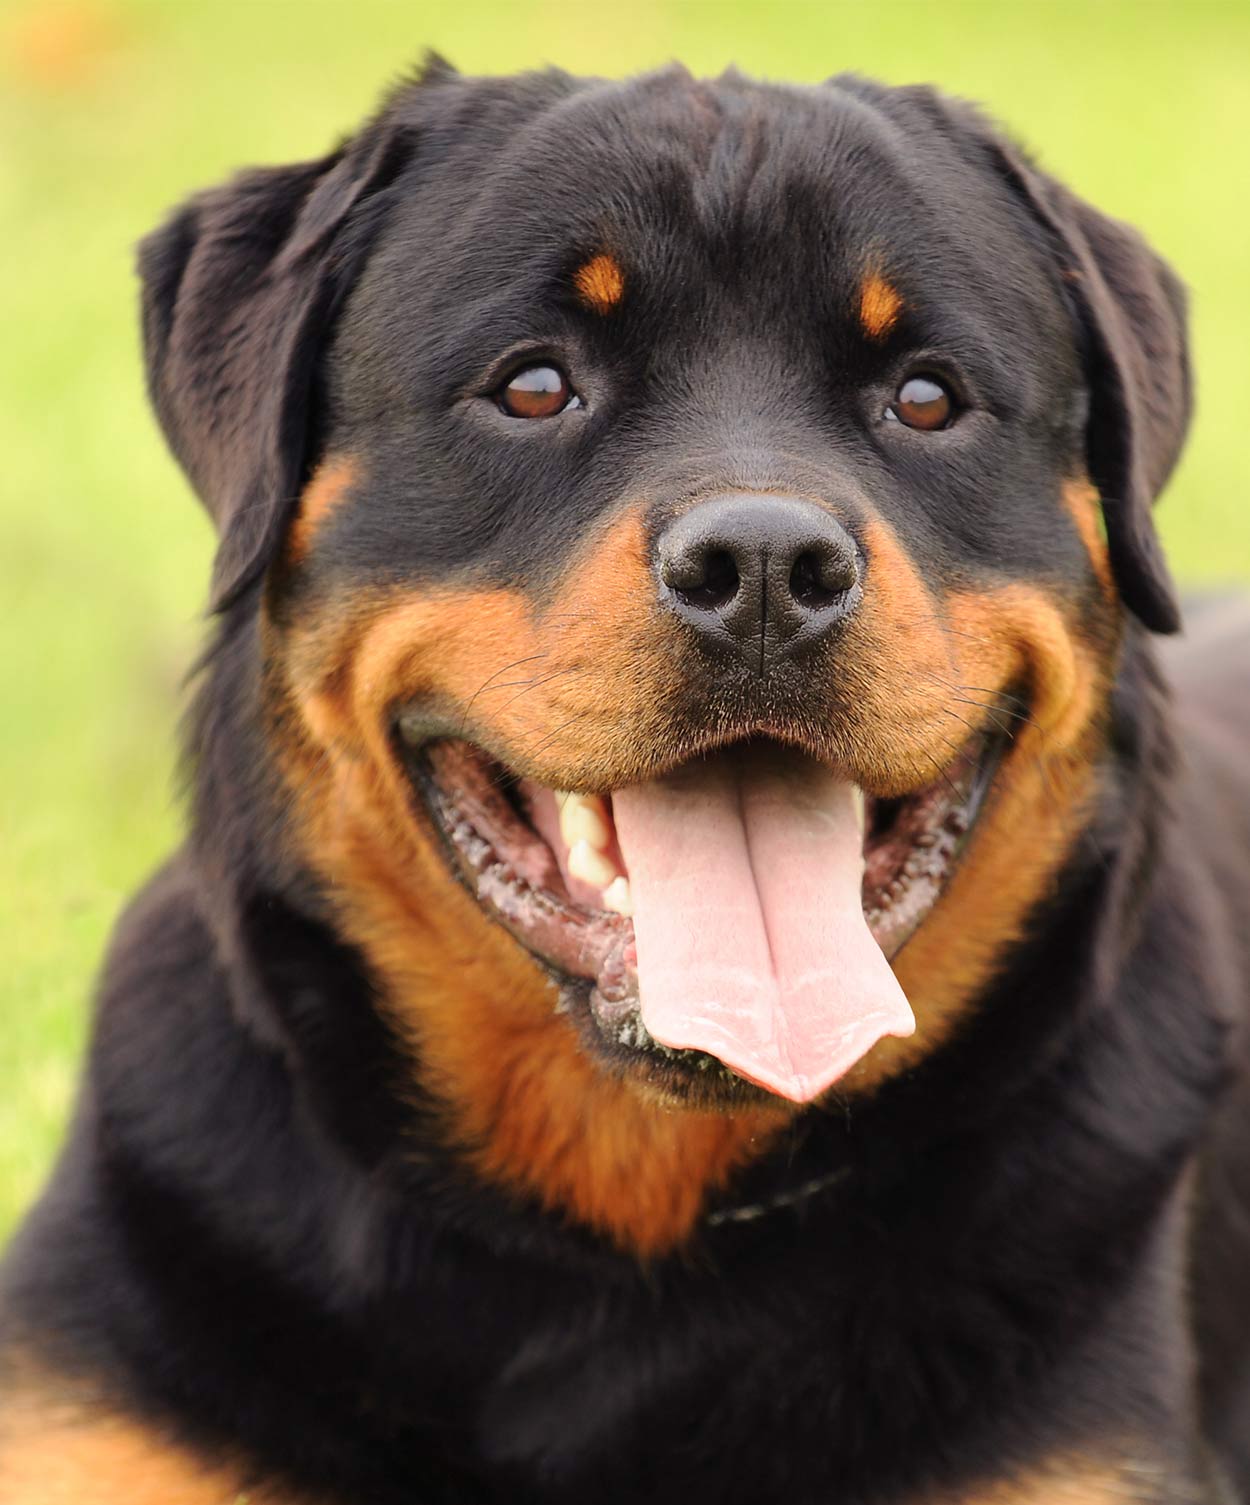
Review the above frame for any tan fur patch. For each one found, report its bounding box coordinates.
[859,269,903,339]
[573,253,626,314]
[837,514,1116,1094]
[265,493,1119,1248]
[268,507,786,1258]
[0,1384,299,1504]
[933,1458,1166,1504]
[284,455,359,565]
[1062,477,1116,601]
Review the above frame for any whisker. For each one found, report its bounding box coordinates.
[458,653,550,732]
[493,665,588,718]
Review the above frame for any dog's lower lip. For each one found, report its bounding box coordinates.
[401,726,1005,1081]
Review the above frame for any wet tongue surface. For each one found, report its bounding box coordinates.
[612,746,915,1103]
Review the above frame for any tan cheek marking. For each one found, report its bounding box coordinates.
[859,270,904,339]
[1062,477,1116,602]
[574,253,626,314]
[0,1386,300,1504]
[828,513,968,796]
[269,492,1114,1219]
[842,531,1110,1094]
[268,509,785,1257]
[284,510,691,788]
[284,455,359,565]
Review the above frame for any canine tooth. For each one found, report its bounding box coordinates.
[602,877,634,916]
[568,839,619,889]
[851,786,866,834]
[556,791,612,852]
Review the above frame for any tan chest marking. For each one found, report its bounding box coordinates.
[930,1457,1170,1504]
[0,1391,304,1505]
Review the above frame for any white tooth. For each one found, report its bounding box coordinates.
[602,877,634,917]
[556,792,612,852]
[568,839,619,890]
[851,786,866,834]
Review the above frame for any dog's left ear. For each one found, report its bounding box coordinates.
[985,132,1190,634]
[839,80,1192,633]
[941,99,1191,634]
[138,117,415,611]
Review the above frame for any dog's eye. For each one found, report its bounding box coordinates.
[886,375,954,431]
[498,364,579,419]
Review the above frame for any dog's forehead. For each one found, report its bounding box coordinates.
[375,69,1049,316]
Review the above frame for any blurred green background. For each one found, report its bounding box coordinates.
[2,0,1248,1238]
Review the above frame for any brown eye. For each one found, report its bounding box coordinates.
[498,364,577,419]
[889,375,954,431]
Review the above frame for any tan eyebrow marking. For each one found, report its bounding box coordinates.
[858,269,904,340]
[574,253,626,314]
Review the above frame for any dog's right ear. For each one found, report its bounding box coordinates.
[138,115,416,611]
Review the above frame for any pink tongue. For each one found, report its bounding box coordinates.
[612,747,915,1104]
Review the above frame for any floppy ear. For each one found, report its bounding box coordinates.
[138,117,415,611]
[986,138,1191,634]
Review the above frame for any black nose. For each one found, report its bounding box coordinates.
[656,494,860,671]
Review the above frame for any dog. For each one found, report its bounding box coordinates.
[1,55,1248,1504]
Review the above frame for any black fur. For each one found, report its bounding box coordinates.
[3,60,1248,1505]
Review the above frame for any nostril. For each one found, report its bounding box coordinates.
[668,547,740,611]
[789,548,856,609]
[657,495,861,659]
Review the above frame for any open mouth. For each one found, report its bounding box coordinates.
[403,729,1003,1106]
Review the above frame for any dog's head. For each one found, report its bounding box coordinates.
[139,61,1189,1252]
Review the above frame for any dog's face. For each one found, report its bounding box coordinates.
[141,63,1189,1251]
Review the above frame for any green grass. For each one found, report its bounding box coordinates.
[2,0,1248,1239]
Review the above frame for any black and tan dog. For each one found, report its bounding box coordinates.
[2,57,1249,1504]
